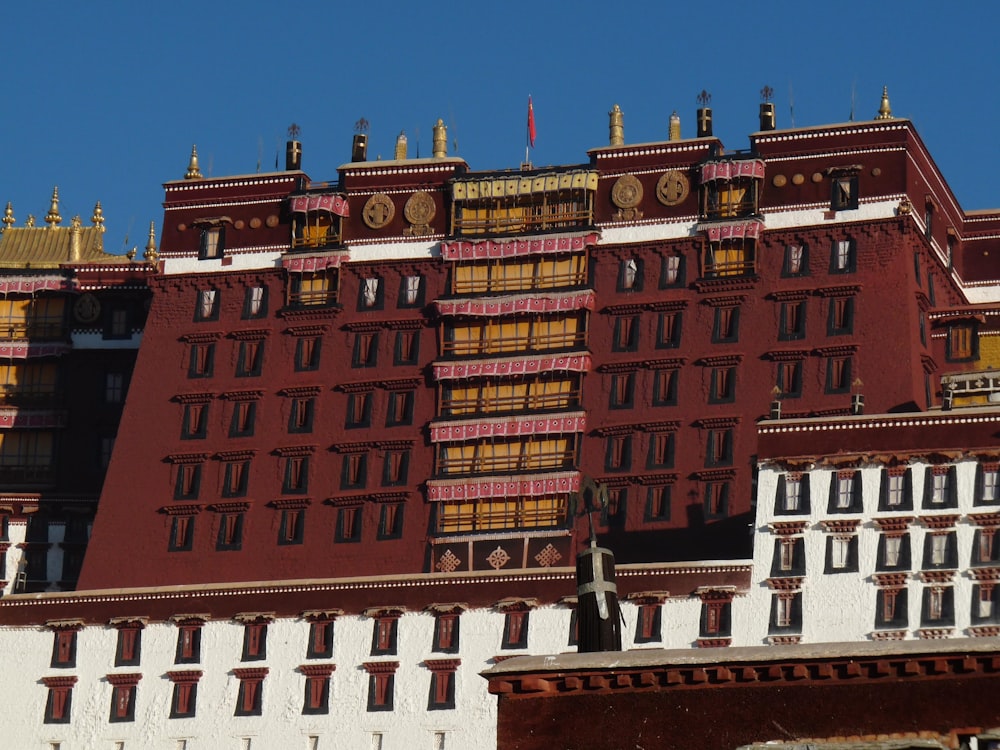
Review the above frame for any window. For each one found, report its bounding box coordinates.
[645,485,671,521]
[106,372,125,403]
[634,604,662,644]
[295,337,321,371]
[879,468,912,511]
[195,289,219,321]
[306,620,335,659]
[216,512,244,551]
[400,275,423,307]
[924,203,934,240]
[188,344,215,378]
[382,450,409,486]
[830,239,856,273]
[335,505,362,543]
[652,369,678,406]
[831,175,859,211]
[703,238,755,277]
[875,588,908,629]
[278,509,305,545]
[501,611,529,649]
[605,435,632,472]
[342,453,367,490]
[174,623,202,664]
[288,398,315,433]
[660,255,684,287]
[371,615,399,655]
[108,676,139,723]
[609,373,635,409]
[364,662,398,712]
[825,356,852,393]
[377,503,404,540]
[229,401,256,437]
[42,676,76,724]
[775,473,809,514]
[921,586,954,626]
[700,598,732,638]
[359,277,383,309]
[923,531,957,569]
[168,671,200,719]
[199,227,224,259]
[783,244,808,276]
[709,367,735,403]
[427,661,459,711]
[771,537,805,576]
[174,464,202,501]
[976,463,1000,506]
[876,533,910,571]
[168,515,195,551]
[946,323,977,361]
[776,361,802,398]
[603,487,626,527]
[283,456,309,494]
[829,470,862,512]
[647,433,674,469]
[243,286,267,319]
[100,436,115,469]
[769,593,801,632]
[619,258,641,291]
[181,403,208,439]
[706,429,733,466]
[346,392,372,428]
[353,333,378,367]
[704,481,729,519]
[826,535,859,572]
[386,390,414,426]
[393,331,419,365]
[712,307,739,343]
[972,584,999,623]
[50,628,78,668]
[779,302,806,340]
[828,297,854,335]
[236,340,264,377]
[115,626,142,667]
[301,665,333,715]
[105,307,130,339]
[656,312,681,348]
[241,622,268,661]
[234,669,267,717]
[222,461,249,498]
[433,614,460,654]
[612,315,639,351]
[290,270,339,307]
[923,466,957,509]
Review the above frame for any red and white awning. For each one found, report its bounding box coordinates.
[440,231,598,262]
[426,470,580,502]
[429,411,586,443]
[0,408,66,428]
[281,253,349,272]
[434,290,594,317]
[433,352,591,381]
[702,219,764,242]
[0,275,72,295]
[700,160,766,182]
[0,342,69,359]
[290,194,350,217]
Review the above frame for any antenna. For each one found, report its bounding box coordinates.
[414,125,420,159]
[257,136,263,173]
[788,82,795,128]
[448,105,459,155]
[849,79,857,122]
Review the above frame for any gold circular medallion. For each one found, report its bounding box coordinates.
[234,220,245,230]
[791,173,805,186]
[772,174,787,188]
[811,172,823,183]
[611,175,643,209]
[403,191,435,225]
[655,170,690,206]
[249,217,262,229]
[363,193,395,229]
[265,214,279,228]
[73,293,101,324]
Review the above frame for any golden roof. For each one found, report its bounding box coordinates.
[0,224,116,269]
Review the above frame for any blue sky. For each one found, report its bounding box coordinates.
[1,1,996,254]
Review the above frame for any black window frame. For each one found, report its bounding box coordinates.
[335,505,363,543]
[242,285,268,319]
[198,227,225,260]
[782,243,809,277]
[779,301,807,341]
[215,512,245,551]
[612,315,640,352]
[827,296,855,336]
[824,534,860,573]
[711,306,740,343]
[659,254,685,288]
[352,332,379,368]
[830,238,857,274]
[655,311,681,349]
[393,330,420,366]
[187,343,215,379]
[235,339,264,378]
[288,397,316,434]
[278,508,305,546]
[229,400,257,438]
[294,337,322,372]
[652,369,678,406]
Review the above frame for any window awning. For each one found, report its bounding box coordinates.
[0,408,66,429]
[700,159,765,182]
[0,342,70,359]
[452,171,597,201]
[432,352,591,381]
[429,411,586,443]
[440,231,598,262]
[280,253,349,272]
[289,194,350,217]
[702,219,764,242]
[0,275,72,295]
[434,290,595,317]
[426,470,580,502]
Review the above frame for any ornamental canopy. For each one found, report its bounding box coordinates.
[0,275,72,294]
[432,352,592,381]
[452,171,597,201]
[280,252,349,272]
[434,290,595,317]
[426,470,581,502]
[289,193,350,217]
[429,411,587,443]
[440,231,598,262]
[700,160,766,182]
[702,219,764,242]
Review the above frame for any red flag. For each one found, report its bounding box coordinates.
[527,96,537,148]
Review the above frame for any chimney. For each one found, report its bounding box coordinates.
[696,90,713,137]
[352,117,370,162]
[668,110,681,141]
[432,119,448,158]
[576,541,622,652]
[759,85,776,131]
[608,104,624,146]
[285,123,303,171]
[394,131,408,160]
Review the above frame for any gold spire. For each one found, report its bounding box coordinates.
[668,111,682,141]
[609,104,624,147]
[394,131,408,160]
[91,201,105,233]
[68,216,83,262]
[432,119,447,158]
[2,202,13,232]
[875,86,893,120]
[185,145,203,180]
[25,215,35,227]
[44,187,62,227]
[144,221,158,263]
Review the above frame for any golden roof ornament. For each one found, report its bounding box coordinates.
[394,131,408,161]
[2,202,13,231]
[44,187,62,227]
[91,201,105,233]
[875,86,893,120]
[609,104,624,147]
[432,119,447,158]
[144,220,158,262]
[25,214,35,227]
[669,110,682,141]
[126,246,137,261]
[185,145,203,180]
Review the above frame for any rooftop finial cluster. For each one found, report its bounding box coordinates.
[185,146,203,180]
[44,187,61,227]
[875,85,893,120]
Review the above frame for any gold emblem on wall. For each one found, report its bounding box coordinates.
[403,191,435,236]
[611,174,643,221]
[362,193,395,230]
[655,170,690,206]
[73,293,101,324]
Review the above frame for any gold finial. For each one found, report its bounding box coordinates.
[432,119,447,158]
[609,104,624,147]
[44,187,62,227]
[25,214,35,227]
[669,111,681,141]
[2,202,13,231]
[68,216,83,261]
[144,220,158,262]
[394,131,408,161]
[875,86,893,120]
[91,201,105,233]
[126,247,137,261]
[185,145,203,180]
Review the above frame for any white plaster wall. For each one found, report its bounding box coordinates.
[71,331,143,350]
